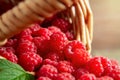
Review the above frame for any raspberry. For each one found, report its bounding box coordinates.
[49,32,68,52]
[44,52,64,61]
[29,24,41,33]
[64,40,86,59]
[108,66,120,80]
[79,74,96,80]
[37,77,52,80]
[72,49,91,67]
[18,52,42,71]
[36,64,58,79]
[110,59,119,66]
[100,57,113,75]
[110,59,120,70]
[33,36,49,55]
[86,57,113,76]
[56,72,75,80]
[19,28,32,37]
[19,35,33,42]
[74,68,89,79]
[32,28,52,39]
[86,57,104,77]
[65,31,74,40]
[43,59,58,67]
[100,57,112,69]
[16,41,37,55]
[96,76,113,80]
[4,38,18,48]
[64,40,91,67]
[48,26,61,33]
[0,47,18,63]
[57,61,75,73]
[52,18,72,32]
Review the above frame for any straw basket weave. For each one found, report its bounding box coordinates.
[0,0,93,53]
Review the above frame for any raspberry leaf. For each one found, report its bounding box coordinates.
[0,59,35,80]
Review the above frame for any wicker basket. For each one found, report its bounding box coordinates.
[0,0,93,53]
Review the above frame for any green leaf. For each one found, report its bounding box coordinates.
[0,59,35,80]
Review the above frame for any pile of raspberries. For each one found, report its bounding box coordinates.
[0,16,120,80]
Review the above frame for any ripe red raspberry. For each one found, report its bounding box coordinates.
[86,57,113,76]
[79,74,96,80]
[74,68,89,79]
[64,40,86,59]
[64,40,91,67]
[108,66,120,80]
[57,61,75,73]
[19,35,33,42]
[43,59,58,67]
[4,39,18,48]
[106,59,120,78]
[36,64,58,79]
[16,41,37,55]
[96,76,113,80]
[32,28,52,39]
[0,47,18,63]
[48,26,61,33]
[29,23,41,33]
[72,49,91,67]
[37,77,52,80]
[13,28,31,40]
[19,28,32,37]
[18,52,42,71]
[100,57,113,75]
[49,32,68,52]
[86,57,104,77]
[110,59,119,66]
[44,52,64,61]
[33,36,49,55]
[56,72,75,80]
[52,18,72,32]
[65,31,75,40]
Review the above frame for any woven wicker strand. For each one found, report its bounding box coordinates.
[68,0,93,53]
[0,0,93,53]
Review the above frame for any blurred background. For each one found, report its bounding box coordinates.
[90,0,120,62]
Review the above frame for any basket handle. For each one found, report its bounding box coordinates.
[0,0,73,46]
[69,0,93,53]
